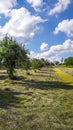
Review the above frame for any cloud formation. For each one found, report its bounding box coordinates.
[50,39,73,53]
[0,7,46,43]
[48,0,71,15]
[40,42,48,51]
[26,0,43,11]
[29,39,73,60]
[0,0,17,16]
[54,19,73,37]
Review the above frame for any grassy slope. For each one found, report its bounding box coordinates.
[0,67,73,130]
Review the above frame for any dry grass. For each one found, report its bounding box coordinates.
[0,67,73,130]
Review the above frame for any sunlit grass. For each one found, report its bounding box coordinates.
[54,67,73,84]
[60,67,73,76]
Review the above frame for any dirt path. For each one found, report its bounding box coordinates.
[54,68,73,84]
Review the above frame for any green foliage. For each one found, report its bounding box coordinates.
[40,58,51,67]
[55,61,60,65]
[31,59,43,70]
[0,35,29,79]
[31,58,51,70]
[64,57,73,66]
[23,58,31,70]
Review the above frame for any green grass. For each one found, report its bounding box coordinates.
[0,67,73,130]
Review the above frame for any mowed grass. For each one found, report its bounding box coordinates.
[0,67,73,130]
[54,68,73,84]
[60,67,73,76]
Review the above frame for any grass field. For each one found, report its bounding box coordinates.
[0,67,73,130]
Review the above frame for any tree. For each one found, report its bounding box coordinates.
[0,35,28,79]
[55,61,60,65]
[31,59,43,70]
[64,57,73,66]
[23,57,31,75]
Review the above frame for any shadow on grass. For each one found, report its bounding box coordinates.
[0,75,73,109]
[36,70,54,74]
[0,73,73,90]
[0,88,23,109]
[12,77,73,90]
[0,75,8,80]
[30,74,49,78]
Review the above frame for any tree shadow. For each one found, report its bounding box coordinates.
[0,88,24,109]
[13,75,25,81]
[0,69,8,80]
[30,74,49,78]
[0,75,8,80]
[12,77,73,90]
[0,77,73,109]
[25,80,73,90]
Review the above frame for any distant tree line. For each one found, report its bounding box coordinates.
[55,57,73,66]
[64,57,73,66]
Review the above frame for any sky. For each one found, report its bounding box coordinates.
[0,0,73,62]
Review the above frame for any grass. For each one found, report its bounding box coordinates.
[54,67,73,84]
[0,67,73,130]
[60,67,73,76]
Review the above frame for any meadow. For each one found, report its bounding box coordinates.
[0,67,73,130]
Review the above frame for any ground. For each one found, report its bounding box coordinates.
[0,67,73,130]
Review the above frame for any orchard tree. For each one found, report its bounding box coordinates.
[0,35,29,79]
[31,59,43,70]
[23,57,31,75]
[40,58,51,67]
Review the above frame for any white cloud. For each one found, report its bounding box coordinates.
[54,19,73,37]
[48,0,71,15]
[29,51,50,59]
[0,0,17,16]
[26,0,43,11]
[29,51,37,59]
[48,55,61,63]
[40,42,48,51]
[50,39,73,53]
[0,7,46,43]
[29,51,61,62]
[29,39,73,61]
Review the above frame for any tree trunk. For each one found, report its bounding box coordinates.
[7,68,14,79]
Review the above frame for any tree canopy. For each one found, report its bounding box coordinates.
[0,35,29,79]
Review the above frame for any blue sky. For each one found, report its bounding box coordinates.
[0,0,73,62]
